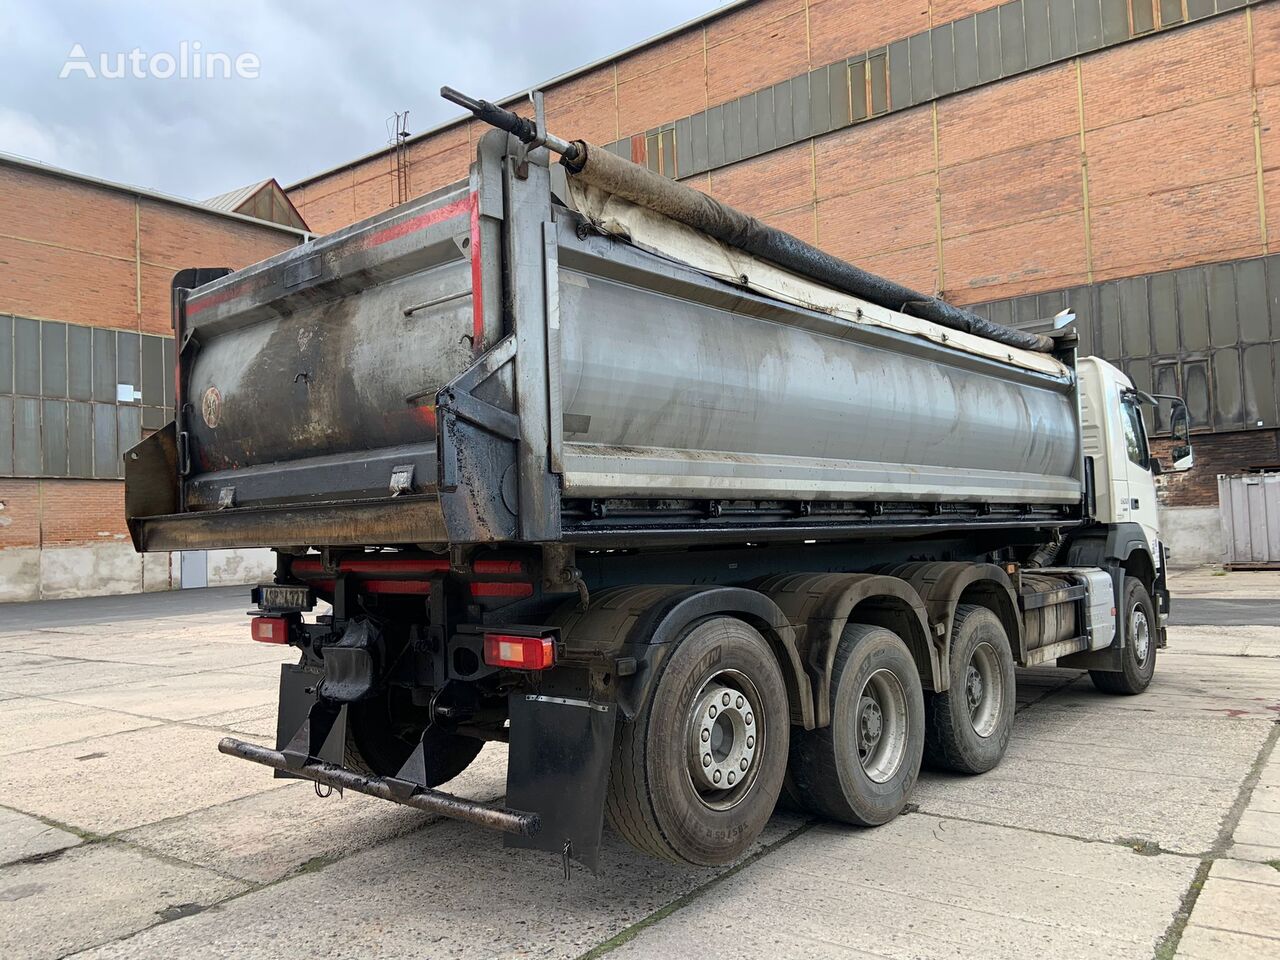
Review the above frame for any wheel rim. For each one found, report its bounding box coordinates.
[686,669,763,810]
[965,641,1004,739]
[856,668,909,783]
[1131,604,1151,665]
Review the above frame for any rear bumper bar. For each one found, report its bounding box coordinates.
[217,736,540,837]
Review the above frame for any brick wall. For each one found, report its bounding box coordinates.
[1,160,301,558]
[1154,429,1280,506]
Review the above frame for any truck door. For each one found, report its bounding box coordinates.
[1119,392,1160,559]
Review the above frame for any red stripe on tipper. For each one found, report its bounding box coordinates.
[469,193,484,352]
[360,195,472,250]
[186,279,260,318]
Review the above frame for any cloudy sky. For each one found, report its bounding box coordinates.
[0,1,727,201]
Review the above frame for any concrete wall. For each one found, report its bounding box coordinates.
[0,542,274,603]
[1159,504,1224,568]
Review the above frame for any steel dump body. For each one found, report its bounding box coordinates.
[127,133,1082,554]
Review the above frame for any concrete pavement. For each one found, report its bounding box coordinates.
[0,569,1277,959]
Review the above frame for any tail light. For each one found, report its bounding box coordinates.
[250,616,290,644]
[483,633,555,670]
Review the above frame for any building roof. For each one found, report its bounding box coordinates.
[204,178,309,230]
[286,0,757,190]
[0,150,313,238]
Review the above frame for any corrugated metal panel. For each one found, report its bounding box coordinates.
[92,329,116,402]
[1024,0,1052,68]
[1177,268,1210,352]
[723,99,742,166]
[1237,258,1269,342]
[660,128,676,177]
[1208,262,1239,347]
[909,31,934,104]
[1183,359,1211,428]
[1187,0,1214,18]
[851,57,869,121]
[68,324,92,400]
[1160,0,1185,26]
[41,399,67,476]
[706,104,726,170]
[1075,0,1104,52]
[1219,473,1280,567]
[92,402,117,479]
[1000,1,1029,74]
[0,315,11,395]
[809,67,831,136]
[1098,281,1122,358]
[888,40,912,111]
[773,79,795,147]
[14,396,40,475]
[1119,276,1151,356]
[1101,0,1131,44]
[675,116,693,178]
[931,22,956,97]
[756,87,777,154]
[41,321,67,398]
[1244,343,1277,426]
[118,332,140,394]
[953,16,979,91]
[1213,348,1243,429]
[1048,0,1078,60]
[739,94,759,160]
[0,396,11,475]
[141,334,164,407]
[116,405,141,474]
[68,401,92,477]
[1128,357,1152,394]
[14,317,40,396]
[977,8,1003,82]
[828,62,851,127]
[1150,273,1179,355]
[791,72,811,142]
[691,110,710,175]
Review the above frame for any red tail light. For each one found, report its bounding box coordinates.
[250,616,289,644]
[483,634,555,670]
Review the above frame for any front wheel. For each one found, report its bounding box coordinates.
[788,623,925,826]
[1090,577,1157,695]
[606,616,790,865]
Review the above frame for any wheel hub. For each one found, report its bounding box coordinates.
[858,695,883,752]
[965,666,984,712]
[965,641,1004,738]
[1132,606,1151,662]
[688,679,758,799]
[856,668,910,784]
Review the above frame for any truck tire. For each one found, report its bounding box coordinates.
[606,616,789,865]
[788,623,924,826]
[1090,577,1158,695]
[923,604,1016,774]
[345,699,483,787]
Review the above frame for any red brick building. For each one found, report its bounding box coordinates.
[283,0,1280,562]
[0,155,307,600]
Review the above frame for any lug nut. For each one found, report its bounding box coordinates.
[740,758,748,771]
[713,770,722,784]
[747,736,754,749]
[709,705,717,718]
[703,753,712,767]
[722,692,731,706]
[745,712,753,725]
[736,696,744,709]
[727,771,736,784]
[701,728,710,742]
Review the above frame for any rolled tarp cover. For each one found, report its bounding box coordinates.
[564,141,1054,354]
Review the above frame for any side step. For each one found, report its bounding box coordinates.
[218,737,540,837]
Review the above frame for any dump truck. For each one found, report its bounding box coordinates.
[125,90,1194,871]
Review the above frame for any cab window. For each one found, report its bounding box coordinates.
[1121,395,1149,469]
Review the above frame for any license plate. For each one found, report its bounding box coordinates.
[256,584,314,611]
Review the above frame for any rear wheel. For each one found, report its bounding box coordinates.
[788,623,925,826]
[344,693,483,787]
[923,604,1016,774]
[606,616,789,865]
[1090,577,1157,695]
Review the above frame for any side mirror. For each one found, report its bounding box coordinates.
[1171,442,1194,472]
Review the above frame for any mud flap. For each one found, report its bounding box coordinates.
[504,681,616,873]
[273,664,347,779]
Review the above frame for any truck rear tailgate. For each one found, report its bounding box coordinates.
[177,183,484,515]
